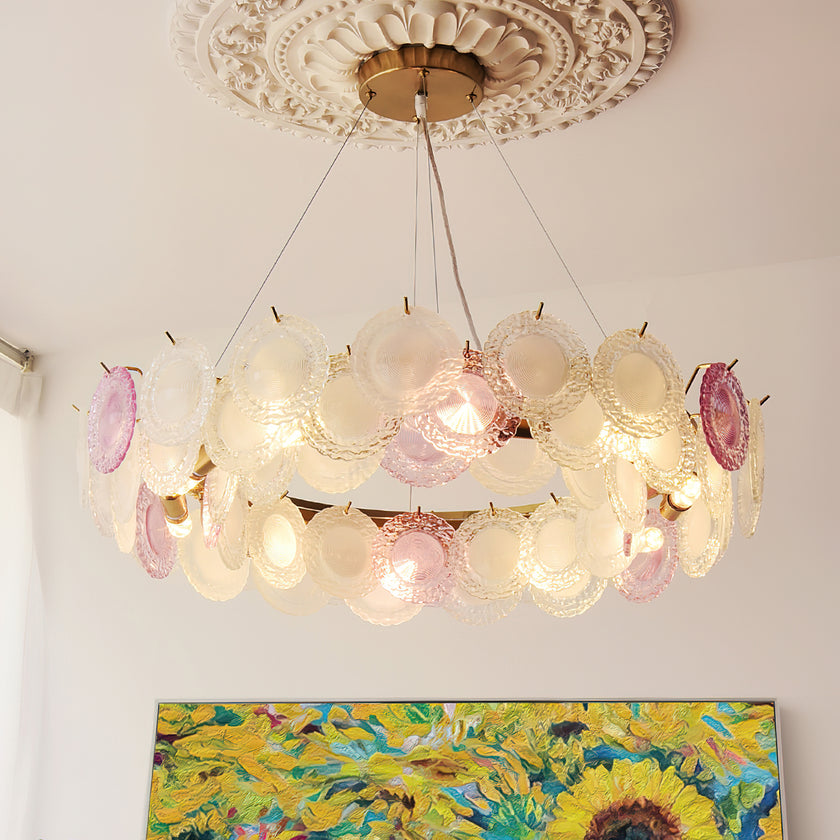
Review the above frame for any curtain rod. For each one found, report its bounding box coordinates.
[0,336,32,370]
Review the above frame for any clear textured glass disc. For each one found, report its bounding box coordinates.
[561,464,608,510]
[218,490,249,570]
[613,510,677,603]
[576,502,637,578]
[523,498,585,591]
[531,570,607,618]
[700,362,750,471]
[444,584,521,625]
[110,429,143,550]
[372,511,456,605]
[678,473,733,578]
[737,398,765,538]
[134,482,177,579]
[89,468,115,537]
[451,508,529,600]
[381,417,471,488]
[76,410,91,510]
[297,444,381,493]
[350,305,462,415]
[230,314,328,424]
[303,506,378,598]
[346,585,422,626]
[530,391,608,470]
[483,310,591,420]
[88,366,137,473]
[241,431,300,504]
[201,467,238,548]
[254,569,329,616]
[470,437,556,496]
[179,524,249,601]
[592,328,683,438]
[634,410,696,494]
[695,420,729,511]
[246,497,306,590]
[605,455,647,532]
[139,431,200,497]
[138,338,214,446]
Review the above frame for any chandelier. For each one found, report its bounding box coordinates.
[77,0,768,625]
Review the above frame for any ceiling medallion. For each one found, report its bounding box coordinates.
[171,0,674,147]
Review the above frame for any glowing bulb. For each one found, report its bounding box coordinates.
[641,526,664,552]
[166,514,193,538]
[670,474,702,509]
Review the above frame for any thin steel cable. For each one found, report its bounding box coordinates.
[215,100,371,368]
[412,119,421,307]
[426,130,440,314]
[469,100,607,339]
[421,116,482,349]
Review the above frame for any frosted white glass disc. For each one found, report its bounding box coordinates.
[246,497,306,589]
[114,509,137,554]
[241,436,300,504]
[696,420,728,510]
[111,428,143,525]
[635,411,696,494]
[139,338,215,445]
[254,570,329,615]
[201,467,238,548]
[179,525,249,601]
[230,315,328,424]
[678,474,733,578]
[737,399,765,538]
[297,444,381,493]
[346,586,422,626]
[218,491,248,570]
[523,498,584,590]
[576,503,636,578]
[561,464,608,510]
[444,584,521,625]
[484,310,590,419]
[139,433,200,496]
[605,456,647,532]
[351,305,462,414]
[470,437,556,496]
[531,570,606,617]
[593,328,683,437]
[303,506,378,598]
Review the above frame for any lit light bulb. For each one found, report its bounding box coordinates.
[166,514,193,538]
[670,474,702,510]
[641,526,664,552]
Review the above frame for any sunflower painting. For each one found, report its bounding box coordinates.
[147,701,784,840]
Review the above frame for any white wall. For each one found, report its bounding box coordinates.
[25,257,838,838]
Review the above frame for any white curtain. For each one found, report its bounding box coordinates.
[0,357,43,838]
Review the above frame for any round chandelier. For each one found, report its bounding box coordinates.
[78,0,768,626]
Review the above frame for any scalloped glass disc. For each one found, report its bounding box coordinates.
[635,410,696,494]
[592,328,683,438]
[89,468,115,537]
[297,444,381,493]
[303,506,378,598]
[530,391,607,470]
[254,569,329,616]
[179,525,249,602]
[350,305,462,415]
[346,585,422,626]
[381,418,471,488]
[700,362,750,471]
[303,353,400,461]
[218,491,248,570]
[576,502,637,578]
[76,410,91,509]
[561,464,608,510]
[230,314,328,424]
[134,482,177,579]
[241,433,300,504]
[483,310,591,420]
[531,570,607,618]
[372,512,456,605]
[110,430,143,550]
[444,584,521,625]
[203,377,284,475]
[470,437,556,496]
[695,421,729,510]
[201,467,238,548]
[88,366,137,473]
[246,497,306,590]
[451,508,530,600]
[613,510,677,603]
[605,456,647,532]
[139,432,200,497]
[678,474,733,578]
[523,498,585,590]
[414,350,519,460]
[114,506,137,554]
[737,399,765,538]
[139,338,215,446]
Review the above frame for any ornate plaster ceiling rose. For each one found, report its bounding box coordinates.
[172,0,674,147]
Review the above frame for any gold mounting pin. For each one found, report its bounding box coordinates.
[727,358,738,370]
[343,501,352,515]
[280,490,289,501]
[165,331,176,345]
[100,362,110,373]
[489,502,496,516]
[639,321,649,338]
[271,305,281,323]
[535,302,545,320]
[465,340,470,353]
[403,296,410,315]
[760,394,770,406]
[125,366,143,376]
[685,363,712,394]
[416,506,421,515]
[550,492,559,505]
[72,404,80,412]
[346,344,352,356]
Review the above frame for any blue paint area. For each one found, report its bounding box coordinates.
[702,715,733,738]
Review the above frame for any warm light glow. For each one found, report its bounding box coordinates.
[671,474,702,509]
[641,526,664,552]
[166,514,193,538]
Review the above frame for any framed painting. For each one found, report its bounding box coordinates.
[147,700,785,840]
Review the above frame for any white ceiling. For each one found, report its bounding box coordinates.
[1,0,838,356]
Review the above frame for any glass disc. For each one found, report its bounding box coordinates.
[179,525,249,602]
[635,410,696,494]
[613,510,677,603]
[76,410,91,510]
[230,314,329,424]
[303,506,378,598]
[530,391,607,470]
[381,417,471,488]
[523,498,584,591]
[605,455,647,532]
[241,433,300,504]
[576,502,637,578]
[89,468,115,537]
[695,420,729,510]
[737,398,765,538]
[700,362,750,471]
[88,366,137,473]
[254,569,330,616]
[350,304,462,415]
[139,431,200,496]
[531,570,607,618]
[561,464,608,510]
[346,585,422,626]
[110,430,143,550]
[218,491,249,570]
[470,437,556,496]
[678,474,733,578]
[592,328,683,438]
[444,584,521,625]
[483,310,591,420]
[450,508,529,600]
[138,338,214,446]
[413,350,519,460]
[303,353,400,460]
[371,511,456,605]
[246,497,306,590]
[203,377,284,475]
[201,467,238,548]
[134,482,177,579]
[297,444,381,493]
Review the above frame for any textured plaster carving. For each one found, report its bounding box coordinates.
[172,0,673,147]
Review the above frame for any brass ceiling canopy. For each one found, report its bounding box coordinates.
[358,46,485,122]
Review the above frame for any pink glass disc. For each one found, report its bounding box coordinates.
[88,366,136,473]
[372,512,455,605]
[134,482,177,579]
[612,510,678,603]
[699,362,750,471]
[381,417,471,487]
